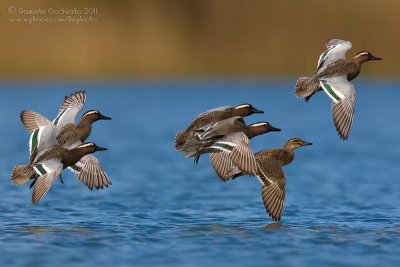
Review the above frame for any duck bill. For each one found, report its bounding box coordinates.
[251,107,264,114]
[99,113,112,120]
[269,125,281,132]
[95,146,108,151]
[369,54,382,60]
[302,141,313,146]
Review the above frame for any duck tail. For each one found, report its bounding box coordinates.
[11,165,35,185]
[180,137,203,158]
[295,76,320,102]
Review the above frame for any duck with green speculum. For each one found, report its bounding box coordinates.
[175,104,264,150]
[181,116,281,180]
[18,91,112,190]
[226,138,312,221]
[295,38,382,140]
[12,122,108,204]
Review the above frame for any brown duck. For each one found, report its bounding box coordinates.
[180,116,280,180]
[295,39,381,102]
[181,116,280,180]
[227,138,312,221]
[175,104,263,150]
[295,39,381,140]
[11,122,107,204]
[20,91,112,190]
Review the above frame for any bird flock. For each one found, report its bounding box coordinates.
[12,91,112,204]
[175,39,381,221]
[11,38,381,221]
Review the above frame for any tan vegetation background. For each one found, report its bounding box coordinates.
[1,0,398,78]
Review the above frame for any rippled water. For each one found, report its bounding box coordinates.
[0,80,399,267]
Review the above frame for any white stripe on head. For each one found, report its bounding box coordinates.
[355,52,369,57]
[235,104,250,109]
[77,143,95,149]
[82,110,99,119]
[250,122,267,127]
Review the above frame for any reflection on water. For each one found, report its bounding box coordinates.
[18,226,94,235]
[263,221,283,230]
[0,80,399,267]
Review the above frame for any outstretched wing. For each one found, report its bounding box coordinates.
[209,132,257,176]
[320,76,356,140]
[53,91,86,130]
[316,39,352,75]
[29,123,58,158]
[32,159,63,204]
[20,110,52,133]
[68,154,112,190]
[209,151,237,181]
[257,158,286,221]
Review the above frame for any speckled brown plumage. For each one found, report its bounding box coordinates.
[295,39,381,102]
[228,138,312,221]
[175,104,263,150]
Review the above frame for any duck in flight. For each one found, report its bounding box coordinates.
[295,39,381,140]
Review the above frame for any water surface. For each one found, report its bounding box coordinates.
[0,80,399,266]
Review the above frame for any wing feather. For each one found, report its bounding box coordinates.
[53,91,86,130]
[68,154,111,190]
[210,151,236,181]
[31,160,62,204]
[257,158,286,221]
[210,132,257,176]
[316,39,352,75]
[20,110,52,133]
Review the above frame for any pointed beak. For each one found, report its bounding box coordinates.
[269,125,281,132]
[302,141,313,146]
[95,145,108,151]
[251,107,264,114]
[99,114,112,120]
[369,54,382,60]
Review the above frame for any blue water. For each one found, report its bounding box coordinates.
[0,80,399,267]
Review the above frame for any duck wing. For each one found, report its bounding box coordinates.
[257,158,286,221]
[209,151,237,181]
[32,159,62,204]
[316,39,352,75]
[68,155,112,190]
[199,116,245,140]
[320,76,356,140]
[29,123,58,159]
[209,132,257,176]
[53,91,86,130]
[20,110,52,133]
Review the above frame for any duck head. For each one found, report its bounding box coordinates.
[234,104,264,116]
[284,138,312,150]
[81,110,112,122]
[353,51,382,64]
[247,122,281,137]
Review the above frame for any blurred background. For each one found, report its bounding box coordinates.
[1,2,400,267]
[1,0,398,78]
